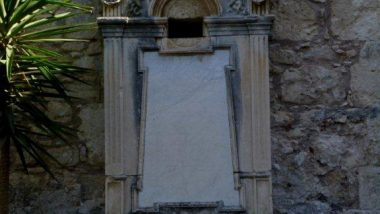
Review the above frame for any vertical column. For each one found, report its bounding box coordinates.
[103,32,140,214]
[99,17,166,214]
[250,35,271,173]
[104,37,124,177]
[244,22,273,214]
[104,36,126,214]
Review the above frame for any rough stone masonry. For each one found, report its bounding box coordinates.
[8,0,380,213]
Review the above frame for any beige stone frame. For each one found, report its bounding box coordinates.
[99,0,274,213]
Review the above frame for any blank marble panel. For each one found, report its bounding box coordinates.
[139,50,240,207]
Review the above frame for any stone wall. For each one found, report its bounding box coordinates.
[9,0,105,213]
[270,0,380,213]
[9,0,380,213]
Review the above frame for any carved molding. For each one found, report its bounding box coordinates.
[149,0,221,18]
[159,38,213,54]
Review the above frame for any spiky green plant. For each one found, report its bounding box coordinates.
[0,0,96,212]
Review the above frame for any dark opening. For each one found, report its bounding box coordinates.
[168,18,203,38]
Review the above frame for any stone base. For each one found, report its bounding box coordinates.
[134,202,246,214]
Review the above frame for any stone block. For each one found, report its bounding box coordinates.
[280,65,345,105]
[272,0,319,41]
[79,104,104,165]
[331,0,380,40]
[359,167,380,210]
[351,42,380,106]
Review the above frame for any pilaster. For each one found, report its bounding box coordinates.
[247,33,272,214]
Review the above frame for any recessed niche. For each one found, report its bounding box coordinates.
[168,18,203,38]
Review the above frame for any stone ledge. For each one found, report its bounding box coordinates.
[134,202,246,214]
[345,210,380,214]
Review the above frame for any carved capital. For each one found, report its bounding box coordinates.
[252,0,266,4]
[103,0,121,6]
[251,0,270,15]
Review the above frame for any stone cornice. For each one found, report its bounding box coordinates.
[97,16,274,38]
[205,16,274,36]
[97,17,167,38]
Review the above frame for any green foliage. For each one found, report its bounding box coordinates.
[0,0,96,177]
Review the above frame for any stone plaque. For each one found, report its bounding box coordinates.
[139,50,240,207]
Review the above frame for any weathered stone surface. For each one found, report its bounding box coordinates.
[271,0,319,41]
[10,171,104,214]
[359,167,380,210]
[345,211,380,214]
[301,45,336,62]
[9,0,380,213]
[351,42,380,106]
[331,0,380,40]
[280,65,345,105]
[47,101,73,123]
[270,47,300,65]
[79,104,104,165]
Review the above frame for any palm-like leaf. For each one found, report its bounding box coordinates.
[0,0,96,176]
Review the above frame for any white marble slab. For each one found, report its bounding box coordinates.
[139,50,239,207]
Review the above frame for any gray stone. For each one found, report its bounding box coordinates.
[272,0,319,41]
[270,47,299,65]
[313,134,346,167]
[79,104,104,165]
[301,45,336,61]
[345,210,380,214]
[351,42,380,106]
[48,146,80,166]
[331,0,380,40]
[47,101,73,123]
[288,201,331,214]
[61,42,87,52]
[281,65,345,105]
[293,152,307,167]
[359,167,380,210]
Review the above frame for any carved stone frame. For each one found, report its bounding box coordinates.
[99,0,274,213]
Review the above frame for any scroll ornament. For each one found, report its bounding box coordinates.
[228,0,249,16]
[127,0,142,17]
